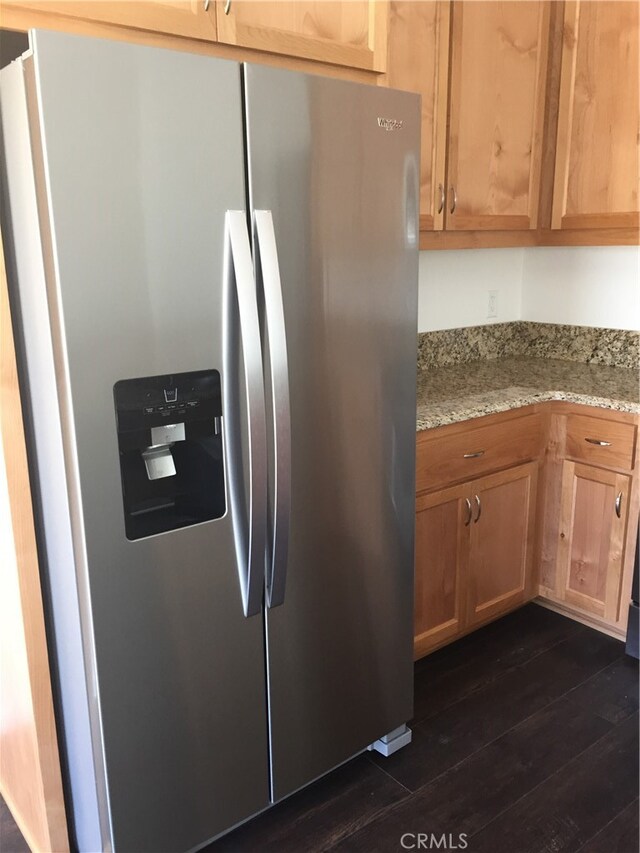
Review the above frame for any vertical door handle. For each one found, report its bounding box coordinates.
[437,183,445,214]
[449,186,457,214]
[254,211,291,609]
[204,0,210,11]
[473,494,481,523]
[224,0,231,13]
[463,498,472,526]
[615,491,623,518]
[224,211,268,617]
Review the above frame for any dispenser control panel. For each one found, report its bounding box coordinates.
[113,370,225,540]
[114,370,222,434]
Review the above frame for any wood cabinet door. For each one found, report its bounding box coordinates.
[3,1,218,41]
[215,1,388,71]
[552,1,639,231]
[384,1,450,231]
[414,484,471,658]
[446,1,549,231]
[556,462,631,623]
[467,462,538,626]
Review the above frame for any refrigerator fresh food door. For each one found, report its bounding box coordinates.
[244,65,420,800]
[9,31,270,851]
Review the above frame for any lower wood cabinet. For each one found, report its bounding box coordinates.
[554,461,631,626]
[415,404,639,658]
[467,463,538,628]
[414,484,468,655]
[414,461,538,659]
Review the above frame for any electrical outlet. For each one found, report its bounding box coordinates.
[487,290,498,319]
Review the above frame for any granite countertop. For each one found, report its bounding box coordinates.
[417,357,640,431]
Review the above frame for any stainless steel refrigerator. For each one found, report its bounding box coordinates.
[1,29,419,853]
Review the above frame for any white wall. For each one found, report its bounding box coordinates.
[520,246,640,331]
[418,245,640,332]
[418,248,524,331]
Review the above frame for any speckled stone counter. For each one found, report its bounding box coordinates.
[418,322,639,371]
[417,357,640,431]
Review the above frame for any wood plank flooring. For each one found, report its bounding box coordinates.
[1,604,637,852]
[209,604,638,853]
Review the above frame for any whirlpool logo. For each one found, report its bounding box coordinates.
[377,116,404,131]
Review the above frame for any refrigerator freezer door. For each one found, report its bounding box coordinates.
[244,65,420,800]
[19,31,269,851]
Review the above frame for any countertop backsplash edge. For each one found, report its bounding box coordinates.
[418,322,640,371]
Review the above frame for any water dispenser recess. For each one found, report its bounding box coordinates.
[113,370,225,540]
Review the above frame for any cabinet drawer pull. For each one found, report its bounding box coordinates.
[585,438,612,446]
[473,494,481,523]
[449,185,457,214]
[463,498,472,526]
[615,491,623,519]
[463,450,485,459]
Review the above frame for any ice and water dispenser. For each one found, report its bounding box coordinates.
[113,370,226,540]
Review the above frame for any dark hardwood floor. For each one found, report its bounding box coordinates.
[1,604,637,853]
[209,605,638,853]
[0,797,29,853]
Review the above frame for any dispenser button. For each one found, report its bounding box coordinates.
[164,388,178,403]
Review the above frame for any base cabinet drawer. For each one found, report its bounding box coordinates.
[417,413,542,493]
[565,413,636,471]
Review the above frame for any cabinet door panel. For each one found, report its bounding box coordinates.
[552,1,639,230]
[216,0,388,71]
[414,485,470,658]
[468,463,538,626]
[384,1,450,231]
[557,462,630,622]
[446,1,549,231]
[3,1,218,41]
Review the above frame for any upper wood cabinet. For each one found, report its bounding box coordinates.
[552,1,640,231]
[446,1,549,231]
[3,2,387,75]
[215,0,388,71]
[2,1,218,41]
[384,0,550,235]
[384,1,449,231]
